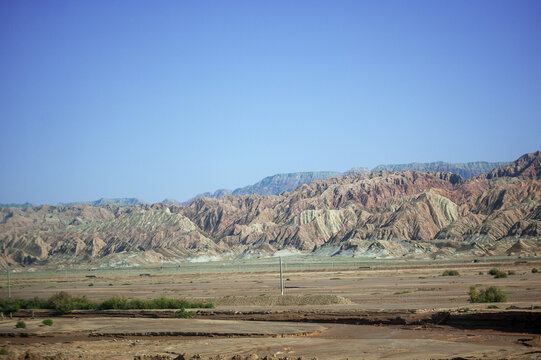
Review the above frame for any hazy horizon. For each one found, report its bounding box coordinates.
[1,0,540,204]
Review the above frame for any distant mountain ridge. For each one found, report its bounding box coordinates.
[232,171,343,196]
[0,161,510,208]
[372,161,508,180]
[0,202,33,208]
[177,161,508,205]
[60,197,146,207]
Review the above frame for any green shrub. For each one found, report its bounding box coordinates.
[507,270,516,275]
[99,295,129,310]
[88,283,94,287]
[27,297,49,309]
[47,292,95,314]
[0,298,24,313]
[532,268,539,273]
[442,270,460,276]
[0,346,8,355]
[98,295,213,310]
[469,286,507,303]
[487,305,499,309]
[173,308,195,319]
[488,268,507,278]
[42,318,53,326]
[0,294,214,313]
[15,320,26,329]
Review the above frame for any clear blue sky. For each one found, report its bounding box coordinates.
[1,0,540,204]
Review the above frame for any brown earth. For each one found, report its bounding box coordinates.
[1,260,541,359]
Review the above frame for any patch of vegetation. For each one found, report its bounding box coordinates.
[487,305,499,309]
[121,283,132,286]
[488,269,507,278]
[532,268,539,273]
[15,320,26,329]
[0,346,8,355]
[173,308,195,319]
[42,318,53,326]
[108,283,113,286]
[329,277,341,280]
[526,287,535,290]
[88,283,94,287]
[442,270,459,276]
[418,276,426,279]
[48,292,94,313]
[394,291,410,295]
[478,272,484,275]
[286,278,290,281]
[469,286,507,303]
[98,295,214,310]
[507,270,516,275]
[0,293,214,314]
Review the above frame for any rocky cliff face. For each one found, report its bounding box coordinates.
[1,152,539,267]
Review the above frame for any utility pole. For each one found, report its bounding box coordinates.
[279,257,284,296]
[7,264,11,298]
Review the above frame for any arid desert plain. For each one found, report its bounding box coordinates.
[1,256,540,359]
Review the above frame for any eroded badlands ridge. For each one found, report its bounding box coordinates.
[1,151,539,267]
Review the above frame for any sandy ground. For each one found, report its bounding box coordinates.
[5,260,541,311]
[0,318,539,359]
[1,259,540,359]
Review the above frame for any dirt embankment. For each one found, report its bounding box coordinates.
[13,308,541,334]
[195,309,541,333]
